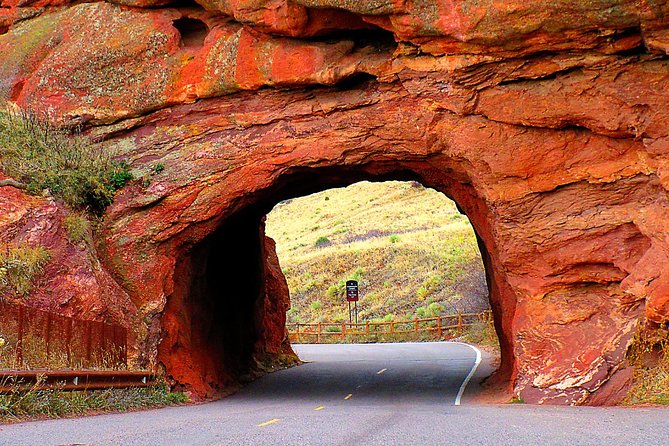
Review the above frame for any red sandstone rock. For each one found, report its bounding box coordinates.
[0,181,133,325]
[0,3,391,125]
[2,0,669,405]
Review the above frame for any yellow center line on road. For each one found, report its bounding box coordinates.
[257,418,280,427]
[344,394,352,400]
[314,406,325,411]
[377,368,387,375]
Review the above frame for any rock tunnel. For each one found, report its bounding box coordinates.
[96,72,665,405]
[156,163,510,400]
[2,0,669,406]
[98,68,668,405]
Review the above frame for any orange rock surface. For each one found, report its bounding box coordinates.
[2,0,669,404]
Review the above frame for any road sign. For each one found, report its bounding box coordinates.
[346,280,359,302]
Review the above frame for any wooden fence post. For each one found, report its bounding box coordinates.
[414,319,419,333]
[16,305,24,367]
[341,322,346,340]
[390,321,395,334]
[457,311,463,333]
[295,323,300,343]
[65,318,72,367]
[437,316,442,337]
[317,322,322,344]
[365,321,370,335]
[45,313,51,364]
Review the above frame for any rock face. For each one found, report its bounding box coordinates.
[0,174,136,341]
[2,0,669,404]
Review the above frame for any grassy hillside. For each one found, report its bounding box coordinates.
[265,181,489,325]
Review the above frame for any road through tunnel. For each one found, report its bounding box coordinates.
[156,164,515,399]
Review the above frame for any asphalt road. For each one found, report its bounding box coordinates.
[1,342,668,446]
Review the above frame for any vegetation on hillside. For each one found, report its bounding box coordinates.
[266,181,489,325]
[0,106,132,214]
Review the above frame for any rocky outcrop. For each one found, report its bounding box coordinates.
[2,0,669,404]
[0,173,133,324]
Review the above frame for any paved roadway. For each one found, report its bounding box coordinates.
[1,342,668,446]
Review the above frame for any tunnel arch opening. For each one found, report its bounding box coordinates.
[265,180,491,326]
[158,162,515,398]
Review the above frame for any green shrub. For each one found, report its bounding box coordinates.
[0,107,133,214]
[416,275,442,301]
[314,236,330,247]
[415,302,443,319]
[509,395,525,404]
[151,163,165,175]
[0,244,51,296]
[351,267,364,282]
[427,302,443,316]
[327,283,343,299]
[310,300,322,311]
[416,285,429,301]
[63,212,91,244]
[389,234,400,243]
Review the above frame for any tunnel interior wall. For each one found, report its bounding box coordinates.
[158,210,267,396]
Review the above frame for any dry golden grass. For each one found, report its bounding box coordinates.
[266,181,489,324]
[0,244,50,296]
[0,378,187,421]
[625,334,669,405]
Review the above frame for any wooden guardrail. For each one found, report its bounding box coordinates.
[288,310,492,344]
[0,370,156,393]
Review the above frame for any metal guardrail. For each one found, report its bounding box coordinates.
[0,370,155,393]
[288,310,493,343]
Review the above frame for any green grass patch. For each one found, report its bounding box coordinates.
[0,106,133,214]
[63,212,92,245]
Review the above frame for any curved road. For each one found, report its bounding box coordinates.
[1,342,668,445]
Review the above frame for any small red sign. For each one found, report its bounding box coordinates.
[346,280,359,302]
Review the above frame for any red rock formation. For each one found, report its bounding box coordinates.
[0,174,133,324]
[2,0,669,405]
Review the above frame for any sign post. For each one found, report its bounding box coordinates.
[346,280,359,324]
